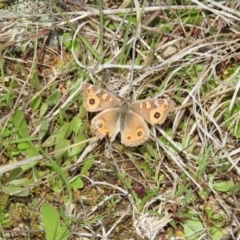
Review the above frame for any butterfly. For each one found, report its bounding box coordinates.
[81,83,175,146]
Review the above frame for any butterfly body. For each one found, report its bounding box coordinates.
[119,102,130,129]
[81,83,175,146]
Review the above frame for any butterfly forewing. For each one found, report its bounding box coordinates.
[130,99,175,125]
[82,83,121,112]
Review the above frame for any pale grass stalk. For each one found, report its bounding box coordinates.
[128,0,142,95]
[229,74,240,112]
[165,165,179,199]
[155,128,203,190]
[106,207,130,237]
[191,0,238,24]
[84,176,137,213]
[134,195,176,239]
[226,148,240,171]
[0,155,43,175]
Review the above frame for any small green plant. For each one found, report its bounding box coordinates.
[41,203,71,240]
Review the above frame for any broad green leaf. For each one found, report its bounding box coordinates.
[71,116,82,135]
[58,122,72,139]
[31,95,42,112]
[230,184,240,193]
[55,139,70,160]
[183,218,204,240]
[11,149,23,156]
[210,227,225,240]
[69,134,86,157]
[80,157,94,175]
[9,168,24,180]
[205,206,214,219]
[211,213,222,220]
[20,147,39,171]
[43,123,71,148]
[63,33,73,50]
[46,89,60,106]
[146,144,158,158]
[213,181,232,192]
[40,103,48,118]
[9,177,34,187]
[1,185,29,197]
[13,109,30,138]
[62,32,81,53]
[17,142,31,150]
[41,203,59,240]
[55,225,70,240]
[70,177,84,189]
[26,145,39,158]
[39,119,49,140]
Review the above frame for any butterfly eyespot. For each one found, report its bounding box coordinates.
[89,98,95,105]
[137,131,142,137]
[154,112,161,119]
